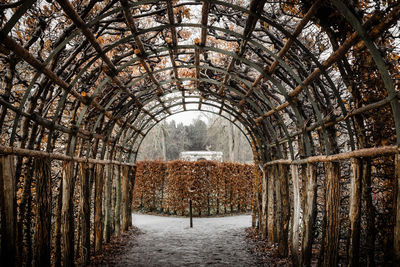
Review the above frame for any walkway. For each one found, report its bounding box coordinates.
[114,214,260,266]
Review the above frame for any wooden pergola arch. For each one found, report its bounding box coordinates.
[0,0,400,266]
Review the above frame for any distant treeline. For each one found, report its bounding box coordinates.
[137,117,253,162]
[133,160,255,216]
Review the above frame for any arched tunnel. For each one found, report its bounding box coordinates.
[0,0,400,266]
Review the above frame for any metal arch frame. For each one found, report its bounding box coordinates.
[114,85,278,162]
[331,0,400,146]
[0,0,397,164]
[5,5,340,155]
[123,81,284,158]
[2,4,333,159]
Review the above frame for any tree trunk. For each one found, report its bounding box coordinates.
[394,154,400,266]
[301,163,317,266]
[291,164,300,266]
[322,162,340,267]
[33,158,52,267]
[61,161,76,267]
[79,162,90,266]
[278,164,290,257]
[94,164,105,254]
[0,155,17,266]
[348,158,362,267]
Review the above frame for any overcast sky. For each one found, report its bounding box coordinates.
[166,111,209,126]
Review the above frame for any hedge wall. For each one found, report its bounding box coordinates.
[133,160,255,216]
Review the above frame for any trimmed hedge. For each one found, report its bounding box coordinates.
[133,160,254,216]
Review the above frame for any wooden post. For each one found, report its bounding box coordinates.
[104,164,113,243]
[267,165,275,244]
[189,199,193,228]
[128,166,136,227]
[94,164,105,253]
[61,160,75,267]
[348,158,362,267]
[33,158,52,267]
[278,164,290,257]
[261,166,268,239]
[362,158,375,266]
[121,166,131,231]
[0,155,16,266]
[291,164,300,266]
[275,165,282,244]
[394,154,400,266]
[115,165,122,236]
[301,163,317,266]
[322,161,340,267]
[54,178,63,267]
[79,162,90,266]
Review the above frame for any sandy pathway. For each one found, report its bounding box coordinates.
[114,214,260,266]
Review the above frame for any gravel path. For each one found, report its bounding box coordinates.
[115,214,260,267]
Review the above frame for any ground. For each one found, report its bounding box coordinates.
[97,214,261,266]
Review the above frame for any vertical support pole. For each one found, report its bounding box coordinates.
[121,166,131,231]
[322,161,340,267]
[104,164,113,243]
[301,163,317,267]
[189,199,193,228]
[33,158,52,267]
[79,162,90,266]
[61,160,75,267]
[128,166,135,227]
[394,154,400,266]
[267,165,275,243]
[278,164,290,257]
[291,164,300,266]
[348,158,362,267]
[94,164,105,253]
[0,155,16,266]
[261,166,268,239]
[275,165,282,244]
[362,158,375,266]
[115,165,122,236]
